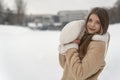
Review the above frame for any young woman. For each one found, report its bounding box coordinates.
[58,7,110,80]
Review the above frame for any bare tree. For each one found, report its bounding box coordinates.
[0,0,5,24]
[108,0,120,24]
[115,0,120,22]
[115,0,120,6]
[15,0,26,25]
[0,0,3,11]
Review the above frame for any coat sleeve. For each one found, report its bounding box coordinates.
[59,54,66,69]
[65,41,106,80]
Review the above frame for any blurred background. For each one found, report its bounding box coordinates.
[0,0,120,80]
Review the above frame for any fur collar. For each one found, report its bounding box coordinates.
[92,32,110,43]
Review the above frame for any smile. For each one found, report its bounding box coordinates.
[89,28,96,31]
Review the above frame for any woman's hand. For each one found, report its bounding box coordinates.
[72,39,81,45]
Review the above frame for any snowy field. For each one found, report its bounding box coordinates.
[0,24,120,80]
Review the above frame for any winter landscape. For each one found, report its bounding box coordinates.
[0,23,120,80]
[0,0,120,80]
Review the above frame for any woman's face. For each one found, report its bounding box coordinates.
[86,14,101,34]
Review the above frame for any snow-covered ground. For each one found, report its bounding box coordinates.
[0,24,120,80]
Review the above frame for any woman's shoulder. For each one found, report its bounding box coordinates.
[87,41,106,56]
[92,32,110,43]
[89,32,110,49]
[89,41,105,47]
[89,32,110,47]
[89,32,110,57]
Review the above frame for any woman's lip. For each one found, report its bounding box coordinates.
[89,28,96,30]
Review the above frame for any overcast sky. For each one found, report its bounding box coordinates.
[3,0,117,15]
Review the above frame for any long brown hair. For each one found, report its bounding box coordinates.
[79,7,109,60]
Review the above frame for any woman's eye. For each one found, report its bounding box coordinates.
[96,21,100,25]
[88,19,92,22]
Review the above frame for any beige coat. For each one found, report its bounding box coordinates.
[59,33,110,80]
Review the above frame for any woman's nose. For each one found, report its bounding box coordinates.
[90,22,95,27]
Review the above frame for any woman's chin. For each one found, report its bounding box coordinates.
[88,31,95,34]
